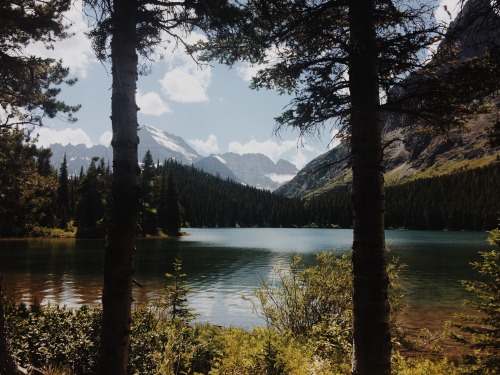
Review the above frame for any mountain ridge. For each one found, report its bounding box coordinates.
[277,0,500,198]
[48,124,298,191]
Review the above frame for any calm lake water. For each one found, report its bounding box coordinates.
[0,228,491,330]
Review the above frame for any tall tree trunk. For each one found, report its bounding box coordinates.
[97,0,139,373]
[348,1,391,375]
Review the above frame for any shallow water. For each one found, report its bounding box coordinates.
[0,228,490,330]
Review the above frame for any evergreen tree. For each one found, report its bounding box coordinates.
[74,157,109,238]
[56,153,70,229]
[0,128,57,236]
[0,0,79,128]
[198,2,500,373]
[84,0,239,371]
[162,258,196,324]
[452,228,500,374]
[163,171,182,236]
[138,150,159,235]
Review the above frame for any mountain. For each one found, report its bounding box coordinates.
[278,108,500,197]
[197,152,298,191]
[277,0,500,198]
[48,125,298,190]
[138,124,201,164]
[193,156,240,182]
[49,125,202,174]
[50,143,113,175]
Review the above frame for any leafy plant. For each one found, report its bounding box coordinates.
[5,302,101,374]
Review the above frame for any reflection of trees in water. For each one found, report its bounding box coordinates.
[2,273,103,308]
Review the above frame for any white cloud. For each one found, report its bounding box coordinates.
[228,138,296,161]
[137,91,171,116]
[227,137,323,169]
[159,31,212,103]
[236,63,262,82]
[290,149,309,170]
[435,1,461,26]
[99,131,112,146]
[236,46,283,82]
[160,67,211,102]
[188,134,220,155]
[25,1,96,77]
[34,127,94,148]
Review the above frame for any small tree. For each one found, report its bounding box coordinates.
[452,228,500,375]
[161,259,196,325]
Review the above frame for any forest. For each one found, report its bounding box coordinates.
[0,127,497,238]
[2,0,500,374]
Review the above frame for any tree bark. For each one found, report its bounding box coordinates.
[97,0,139,373]
[348,1,391,375]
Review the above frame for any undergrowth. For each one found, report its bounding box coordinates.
[3,238,499,374]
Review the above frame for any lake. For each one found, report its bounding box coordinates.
[0,228,492,332]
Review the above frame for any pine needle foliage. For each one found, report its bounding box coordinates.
[452,228,500,374]
[161,258,197,325]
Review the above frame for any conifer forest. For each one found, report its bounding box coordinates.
[0,129,497,238]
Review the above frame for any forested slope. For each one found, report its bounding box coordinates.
[307,162,499,231]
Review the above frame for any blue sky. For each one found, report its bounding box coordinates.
[30,0,458,168]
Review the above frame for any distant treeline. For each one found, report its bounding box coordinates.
[0,127,497,237]
[162,159,500,231]
[308,162,499,231]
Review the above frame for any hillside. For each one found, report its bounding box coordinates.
[277,0,500,198]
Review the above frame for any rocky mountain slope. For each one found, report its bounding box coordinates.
[278,95,500,198]
[205,152,298,190]
[277,0,500,198]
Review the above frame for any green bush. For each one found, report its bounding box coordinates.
[391,353,461,375]
[251,251,406,365]
[452,228,500,375]
[5,303,101,374]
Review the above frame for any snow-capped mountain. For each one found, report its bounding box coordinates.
[139,125,200,164]
[48,125,298,190]
[196,152,298,191]
[49,125,202,174]
[193,156,240,182]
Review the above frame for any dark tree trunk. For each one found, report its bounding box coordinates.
[348,1,391,374]
[97,0,139,373]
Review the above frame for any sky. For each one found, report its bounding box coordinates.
[30,0,460,169]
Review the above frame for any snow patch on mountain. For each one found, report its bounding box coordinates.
[214,155,226,164]
[265,173,296,184]
[144,125,198,161]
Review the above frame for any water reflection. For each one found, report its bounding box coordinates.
[0,228,490,329]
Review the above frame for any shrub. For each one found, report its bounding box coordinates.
[251,251,405,365]
[5,302,101,374]
[452,228,500,374]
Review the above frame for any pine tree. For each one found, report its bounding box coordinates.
[0,128,57,236]
[138,150,159,235]
[163,171,182,236]
[56,153,70,229]
[453,228,500,374]
[74,157,108,238]
[162,258,196,324]
[0,0,79,127]
[84,1,239,371]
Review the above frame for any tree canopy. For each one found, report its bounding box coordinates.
[0,0,79,127]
